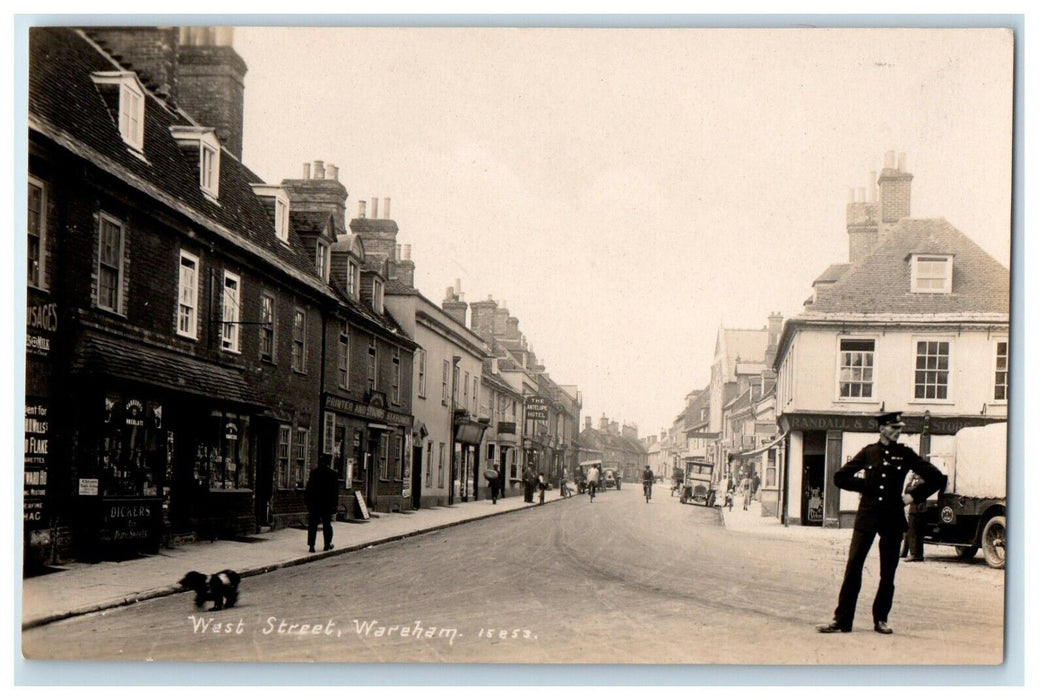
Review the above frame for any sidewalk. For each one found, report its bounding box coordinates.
[21,491,566,630]
[718,495,852,546]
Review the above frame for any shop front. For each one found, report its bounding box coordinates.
[779,411,1004,528]
[323,392,412,514]
[68,333,263,558]
[452,413,489,503]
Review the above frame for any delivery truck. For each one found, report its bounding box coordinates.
[922,422,1007,569]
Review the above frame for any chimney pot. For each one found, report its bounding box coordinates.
[358,200,367,218]
[302,163,311,179]
[848,188,855,204]
[403,244,411,261]
[858,187,866,202]
[371,198,379,218]
[897,152,907,172]
[313,160,325,179]
[329,164,339,182]
[455,278,461,295]
[395,244,402,261]
[884,150,896,170]
[384,197,391,219]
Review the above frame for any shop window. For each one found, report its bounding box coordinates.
[277,425,291,489]
[295,428,310,489]
[98,395,166,497]
[28,177,46,289]
[197,411,251,490]
[260,293,275,362]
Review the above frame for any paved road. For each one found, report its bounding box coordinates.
[22,485,1004,664]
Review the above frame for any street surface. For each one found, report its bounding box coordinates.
[22,484,1004,664]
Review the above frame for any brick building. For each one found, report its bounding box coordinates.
[25,27,335,564]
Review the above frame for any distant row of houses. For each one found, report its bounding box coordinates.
[23,27,583,567]
[647,151,1010,528]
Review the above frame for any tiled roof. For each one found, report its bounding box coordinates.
[29,28,324,292]
[804,218,1010,315]
[814,263,852,285]
[71,332,263,407]
[290,210,333,237]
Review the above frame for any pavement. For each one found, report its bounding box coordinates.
[20,483,849,630]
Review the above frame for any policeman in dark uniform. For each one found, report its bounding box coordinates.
[817,411,945,634]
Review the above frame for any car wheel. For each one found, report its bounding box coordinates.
[981,515,1006,569]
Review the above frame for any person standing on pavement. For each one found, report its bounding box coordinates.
[739,474,752,511]
[817,411,945,635]
[901,471,927,562]
[305,457,339,553]
[523,466,536,503]
[537,471,547,505]
[749,469,762,509]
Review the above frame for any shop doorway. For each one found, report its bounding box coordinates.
[801,430,826,526]
[411,445,422,510]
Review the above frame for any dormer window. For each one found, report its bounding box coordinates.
[372,278,384,314]
[170,126,221,199]
[91,72,146,152]
[315,241,330,281]
[250,184,291,243]
[910,254,953,293]
[347,260,360,299]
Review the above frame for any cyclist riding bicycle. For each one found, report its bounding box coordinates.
[586,464,601,501]
[642,466,655,502]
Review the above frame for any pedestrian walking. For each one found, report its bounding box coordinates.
[537,472,547,504]
[305,457,339,553]
[750,469,762,506]
[485,464,501,505]
[816,411,945,635]
[740,475,751,511]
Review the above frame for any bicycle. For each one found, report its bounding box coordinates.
[643,482,652,503]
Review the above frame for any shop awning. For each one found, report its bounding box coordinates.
[733,433,786,459]
[71,333,265,408]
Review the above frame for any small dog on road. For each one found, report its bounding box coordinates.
[179,570,241,610]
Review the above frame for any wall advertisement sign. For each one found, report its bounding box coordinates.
[24,399,49,528]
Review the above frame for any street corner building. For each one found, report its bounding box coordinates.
[771,152,1010,529]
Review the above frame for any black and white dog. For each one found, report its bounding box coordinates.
[179,569,241,611]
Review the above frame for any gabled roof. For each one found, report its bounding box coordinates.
[804,218,1009,315]
[28,28,326,293]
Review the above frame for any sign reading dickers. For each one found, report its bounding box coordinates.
[525,396,550,421]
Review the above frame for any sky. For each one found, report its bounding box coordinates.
[231,26,1014,436]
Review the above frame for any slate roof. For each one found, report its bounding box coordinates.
[290,210,333,238]
[28,28,325,294]
[814,263,852,285]
[804,218,1010,315]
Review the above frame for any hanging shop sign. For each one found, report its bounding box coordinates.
[525,396,550,421]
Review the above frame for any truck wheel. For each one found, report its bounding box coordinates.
[954,545,978,559]
[981,515,1006,569]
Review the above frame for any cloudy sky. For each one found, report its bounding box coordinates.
[232,26,1014,435]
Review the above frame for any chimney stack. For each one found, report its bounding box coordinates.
[585,416,592,431]
[469,295,498,338]
[878,149,913,224]
[442,283,468,326]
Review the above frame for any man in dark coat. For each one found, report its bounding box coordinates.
[523,466,536,503]
[817,411,945,635]
[305,458,339,553]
